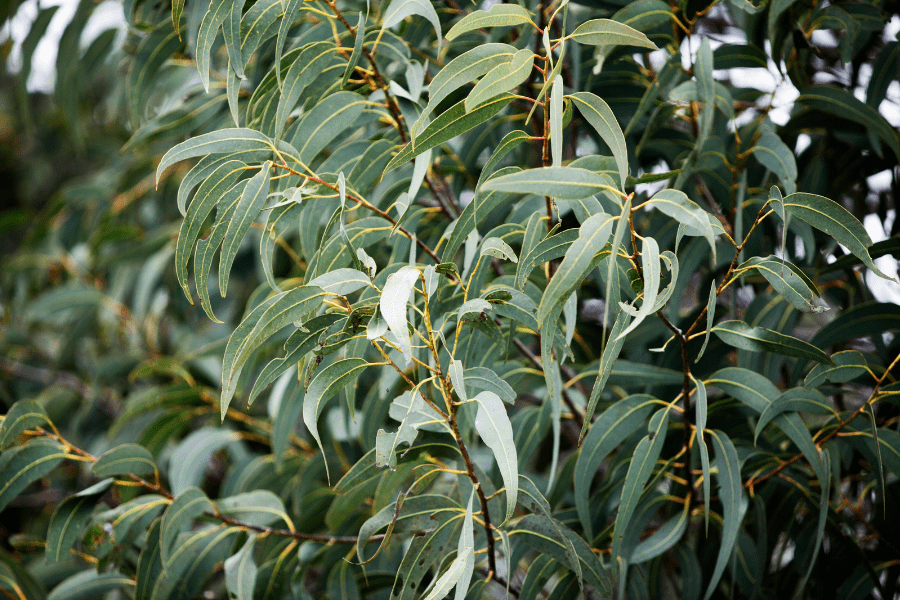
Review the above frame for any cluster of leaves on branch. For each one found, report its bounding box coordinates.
[2,0,900,598]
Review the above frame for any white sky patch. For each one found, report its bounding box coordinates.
[4,0,125,93]
[863,213,900,304]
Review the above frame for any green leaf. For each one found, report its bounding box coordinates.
[782,192,893,280]
[304,358,372,481]
[448,360,466,402]
[135,518,163,600]
[381,0,442,47]
[647,189,716,261]
[550,76,563,167]
[631,495,690,564]
[805,350,868,387]
[0,439,67,512]
[168,428,238,495]
[275,0,301,84]
[712,320,834,365]
[380,266,420,365]
[575,393,656,538]
[294,92,368,164]
[307,268,371,295]
[615,236,660,340]
[0,400,50,449]
[161,487,214,564]
[580,310,631,445]
[611,407,669,563]
[46,479,112,561]
[696,283,716,361]
[612,0,674,31]
[567,19,657,49]
[196,0,231,91]
[473,391,517,521]
[475,129,533,189]
[446,4,534,40]
[798,85,900,161]
[569,92,628,188]
[217,490,291,526]
[738,256,826,313]
[422,491,474,600]
[387,95,512,172]
[801,451,831,588]
[341,13,366,89]
[537,212,614,326]
[157,129,273,183]
[515,515,612,595]
[175,159,247,302]
[515,229,579,290]
[463,367,516,403]
[754,387,835,444]
[92,444,156,478]
[465,49,533,113]
[224,535,258,600]
[704,431,742,600]
[327,562,360,600]
[480,237,518,263]
[751,132,797,191]
[47,571,133,600]
[221,285,327,415]
[275,42,341,141]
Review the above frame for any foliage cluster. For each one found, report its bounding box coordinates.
[2,0,900,598]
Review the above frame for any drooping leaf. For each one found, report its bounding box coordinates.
[569,92,628,187]
[224,535,258,600]
[781,192,894,280]
[473,391,517,521]
[304,358,372,481]
[380,266,420,366]
[704,431,743,600]
[382,0,443,47]
[712,320,834,365]
[46,479,112,561]
[482,166,614,201]
[157,129,272,183]
[0,439,68,513]
[537,212,614,325]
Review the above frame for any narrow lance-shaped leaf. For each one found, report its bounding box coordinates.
[474,391,518,521]
[538,212,614,325]
[611,407,669,563]
[550,76,563,167]
[380,266,421,366]
[422,491,474,600]
[579,309,632,444]
[156,129,272,183]
[92,444,156,478]
[413,44,517,137]
[0,400,50,449]
[704,431,742,600]
[648,189,716,262]
[341,12,366,89]
[196,0,230,91]
[446,4,535,40]
[569,92,628,188]
[465,49,534,112]
[387,95,513,172]
[575,392,656,538]
[304,358,372,482]
[616,236,661,340]
[696,283,716,361]
[382,0,442,47]
[160,487,214,564]
[712,320,834,365]
[567,18,658,49]
[782,192,894,280]
[449,360,466,402]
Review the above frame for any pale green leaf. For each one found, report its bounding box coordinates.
[446,4,534,40]
[569,92,628,187]
[157,129,272,183]
[382,0,442,47]
[474,391,518,521]
[567,19,658,49]
[224,535,257,600]
[480,236,518,263]
[465,49,534,112]
[380,266,420,366]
